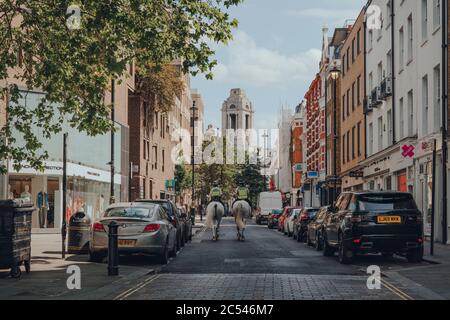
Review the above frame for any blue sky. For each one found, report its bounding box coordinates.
[192,0,366,131]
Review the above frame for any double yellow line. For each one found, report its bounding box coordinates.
[114,274,161,300]
[381,278,414,300]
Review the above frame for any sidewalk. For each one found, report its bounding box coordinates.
[384,241,450,300]
[0,233,153,300]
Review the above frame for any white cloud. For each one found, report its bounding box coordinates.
[286,8,360,26]
[211,30,321,87]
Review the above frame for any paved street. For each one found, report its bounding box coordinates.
[0,217,447,300]
[114,218,445,300]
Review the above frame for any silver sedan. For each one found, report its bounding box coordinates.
[89,202,178,264]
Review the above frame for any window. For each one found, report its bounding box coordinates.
[162,149,165,172]
[352,126,355,160]
[377,62,383,84]
[347,132,350,163]
[407,15,413,62]
[387,110,392,144]
[368,123,374,155]
[399,98,405,139]
[352,82,355,111]
[347,89,350,116]
[399,27,405,69]
[369,72,373,91]
[352,39,355,63]
[434,65,441,132]
[368,30,373,50]
[422,0,428,41]
[422,75,429,136]
[357,29,361,55]
[357,122,361,156]
[408,90,414,137]
[357,75,361,105]
[342,54,346,76]
[378,117,383,151]
[387,51,392,77]
[153,146,158,170]
[342,133,346,164]
[433,0,441,29]
[346,48,350,71]
[342,94,346,121]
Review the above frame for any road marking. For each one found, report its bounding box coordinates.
[114,274,161,300]
[381,278,414,300]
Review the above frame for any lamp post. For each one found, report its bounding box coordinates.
[110,79,115,205]
[330,66,340,205]
[190,101,198,220]
[263,131,269,191]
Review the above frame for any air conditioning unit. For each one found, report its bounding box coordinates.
[376,86,383,102]
[385,77,392,97]
[364,96,373,114]
[380,77,393,99]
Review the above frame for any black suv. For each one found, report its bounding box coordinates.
[135,199,184,250]
[322,192,424,264]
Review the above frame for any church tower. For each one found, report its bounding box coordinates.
[221,88,254,136]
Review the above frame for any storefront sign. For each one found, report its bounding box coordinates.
[349,171,364,178]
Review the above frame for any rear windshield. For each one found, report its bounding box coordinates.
[357,194,418,211]
[272,209,283,215]
[104,206,156,219]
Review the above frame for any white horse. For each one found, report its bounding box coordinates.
[205,201,224,241]
[232,200,252,241]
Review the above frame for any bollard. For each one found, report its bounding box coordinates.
[108,221,119,276]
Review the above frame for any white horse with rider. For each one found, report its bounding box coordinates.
[205,187,225,241]
[232,187,252,241]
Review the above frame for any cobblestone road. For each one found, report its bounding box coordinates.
[118,218,436,300]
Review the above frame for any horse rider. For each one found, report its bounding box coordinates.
[233,186,252,209]
[209,186,225,208]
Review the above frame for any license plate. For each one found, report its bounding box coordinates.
[118,239,136,247]
[377,216,401,224]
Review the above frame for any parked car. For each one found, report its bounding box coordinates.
[267,209,283,229]
[292,207,320,242]
[306,206,333,250]
[89,202,178,264]
[322,192,424,264]
[256,191,283,225]
[285,208,302,237]
[178,206,192,242]
[278,207,293,233]
[135,199,184,250]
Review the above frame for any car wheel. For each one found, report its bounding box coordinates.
[382,252,394,260]
[176,233,181,251]
[323,234,334,257]
[407,247,423,263]
[89,249,104,263]
[315,231,323,251]
[169,239,177,258]
[307,232,313,246]
[159,242,170,264]
[181,232,185,247]
[338,233,353,264]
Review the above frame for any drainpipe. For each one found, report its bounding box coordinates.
[441,0,448,244]
[391,0,396,145]
[363,7,368,159]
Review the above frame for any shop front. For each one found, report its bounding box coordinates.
[7,161,121,229]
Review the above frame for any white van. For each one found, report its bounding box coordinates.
[256,191,283,225]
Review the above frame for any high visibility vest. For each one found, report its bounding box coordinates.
[210,188,222,198]
[237,187,249,200]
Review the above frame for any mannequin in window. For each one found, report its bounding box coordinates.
[7,184,14,200]
[37,189,49,228]
[20,185,32,202]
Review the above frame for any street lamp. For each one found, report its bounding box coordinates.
[330,65,340,205]
[190,101,198,221]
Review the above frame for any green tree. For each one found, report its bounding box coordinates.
[234,154,265,206]
[0,0,242,173]
[174,164,190,196]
